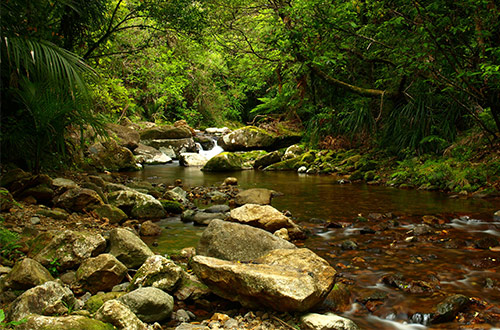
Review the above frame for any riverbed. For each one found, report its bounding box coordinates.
[123,163,500,329]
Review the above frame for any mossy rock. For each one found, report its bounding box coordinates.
[160,200,184,214]
[263,157,300,171]
[238,150,269,162]
[342,154,362,166]
[18,315,115,330]
[84,292,126,313]
[300,151,316,164]
[354,158,377,172]
[201,152,244,172]
[364,171,376,181]
[218,126,301,151]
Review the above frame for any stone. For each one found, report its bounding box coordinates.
[95,299,148,330]
[52,178,79,191]
[235,188,276,206]
[431,294,470,324]
[192,211,228,225]
[53,188,104,212]
[301,313,360,330]
[95,204,128,224]
[192,248,336,312]
[223,177,238,186]
[84,292,126,313]
[160,199,184,214]
[205,127,231,135]
[2,258,53,290]
[164,186,188,204]
[108,228,155,269]
[143,138,197,158]
[35,208,69,220]
[494,210,500,221]
[0,168,31,190]
[76,254,127,294]
[197,219,296,262]
[8,281,76,322]
[201,152,244,172]
[108,190,166,220]
[230,204,304,239]
[204,205,230,213]
[0,188,15,211]
[194,135,215,150]
[16,315,114,330]
[87,139,139,172]
[179,153,209,167]
[175,324,210,330]
[140,220,162,236]
[207,191,228,204]
[159,146,177,159]
[140,126,193,140]
[129,255,183,292]
[218,126,301,151]
[283,144,304,160]
[274,228,290,241]
[34,230,106,271]
[254,151,282,169]
[106,122,140,150]
[19,184,55,203]
[118,287,174,323]
[134,144,172,165]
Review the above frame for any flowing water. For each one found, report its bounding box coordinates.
[124,163,500,329]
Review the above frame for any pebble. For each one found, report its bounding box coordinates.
[30,216,40,224]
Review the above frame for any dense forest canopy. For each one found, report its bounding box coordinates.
[1,0,499,171]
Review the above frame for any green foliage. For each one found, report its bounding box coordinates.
[0,223,21,259]
[48,258,61,277]
[0,309,27,328]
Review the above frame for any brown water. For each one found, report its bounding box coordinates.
[126,163,500,329]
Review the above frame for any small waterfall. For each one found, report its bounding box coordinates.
[198,137,223,160]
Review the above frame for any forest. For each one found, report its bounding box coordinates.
[1,1,500,329]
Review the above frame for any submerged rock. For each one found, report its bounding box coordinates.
[192,248,336,312]
[431,294,470,324]
[197,219,296,262]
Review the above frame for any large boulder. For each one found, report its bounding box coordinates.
[254,151,282,169]
[197,220,296,262]
[16,315,114,330]
[191,211,228,225]
[235,188,276,206]
[144,138,197,158]
[179,153,209,167]
[301,313,360,330]
[87,140,139,172]
[119,287,174,323]
[53,188,104,212]
[2,258,53,291]
[8,281,76,322]
[201,152,244,172]
[164,187,188,205]
[94,204,128,224]
[230,204,304,238]
[95,299,147,330]
[108,190,166,220]
[106,123,140,150]
[129,255,183,292]
[192,248,336,312]
[108,228,154,269]
[76,254,127,294]
[34,230,106,271]
[134,144,172,165]
[139,125,192,140]
[218,126,301,151]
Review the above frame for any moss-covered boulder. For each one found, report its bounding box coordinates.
[94,204,128,224]
[263,156,300,171]
[139,125,192,140]
[160,200,184,214]
[87,139,139,172]
[201,152,244,172]
[16,315,115,330]
[84,292,126,313]
[254,151,282,169]
[219,126,301,151]
[108,190,166,220]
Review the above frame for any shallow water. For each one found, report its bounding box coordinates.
[124,164,500,329]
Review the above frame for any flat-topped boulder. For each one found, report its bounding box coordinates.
[218,126,301,152]
[140,125,193,140]
[201,152,244,172]
[192,248,336,312]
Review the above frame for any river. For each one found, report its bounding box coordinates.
[123,163,500,329]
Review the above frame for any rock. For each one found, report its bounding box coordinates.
[0,188,15,211]
[140,220,162,236]
[34,230,106,271]
[118,287,174,323]
[197,219,296,262]
[181,209,196,223]
[95,204,128,224]
[2,258,53,290]
[283,144,304,160]
[204,205,230,213]
[140,125,193,140]
[192,211,228,225]
[109,228,155,269]
[0,168,31,190]
[108,190,166,220]
[274,228,290,241]
[179,153,209,167]
[192,248,336,312]
[16,315,114,330]
[175,323,210,330]
[8,281,75,322]
[223,177,238,186]
[230,204,304,239]
[18,184,55,203]
[264,157,301,171]
[301,313,360,330]
[254,151,282,169]
[201,152,244,172]
[76,254,127,294]
[106,122,140,150]
[134,144,172,165]
[431,294,470,324]
[87,139,139,172]
[159,146,177,159]
[35,208,69,220]
[52,178,79,191]
[84,292,126,313]
[412,224,433,236]
[194,135,215,150]
[218,126,301,151]
[95,299,148,330]
[207,191,228,204]
[164,187,188,204]
[205,127,231,135]
[494,210,500,221]
[143,138,197,158]
[235,188,276,206]
[160,200,184,214]
[129,255,183,292]
[53,188,104,212]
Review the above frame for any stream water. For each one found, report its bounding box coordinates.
[124,163,500,329]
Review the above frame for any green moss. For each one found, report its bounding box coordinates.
[201,152,243,172]
[300,151,316,163]
[263,157,300,171]
[84,292,126,313]
[160,199,184,214]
